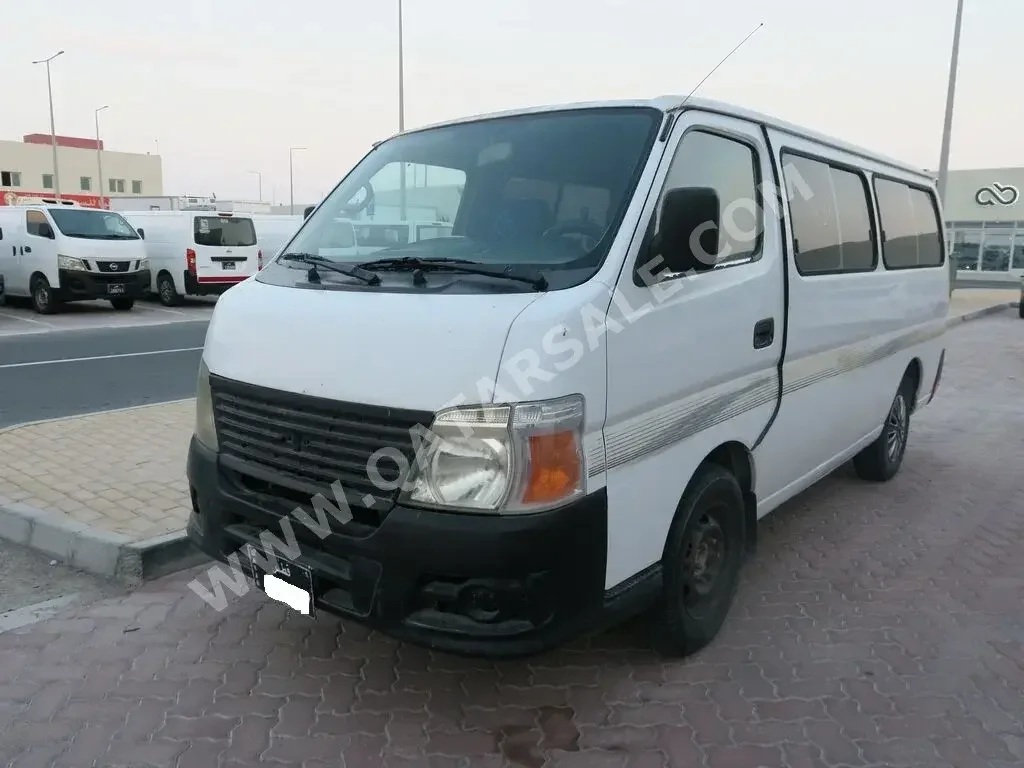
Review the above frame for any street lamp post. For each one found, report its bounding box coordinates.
[31,50,65,198]
[249,171,263,202]
[95,105,108,207]
[289,148,306,214]
[936,0,965,292]
[398,0,408,221]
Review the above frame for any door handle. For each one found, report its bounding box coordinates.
[753,318,775,349]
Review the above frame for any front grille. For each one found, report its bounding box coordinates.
[96,260,130,273]
[210,375,434,526]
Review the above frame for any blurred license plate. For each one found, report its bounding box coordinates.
[243,544,314,617]
[107,284,125,295]
[222,261,236,270]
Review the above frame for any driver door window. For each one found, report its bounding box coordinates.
[26,211,52,238]
[656,129,762,267]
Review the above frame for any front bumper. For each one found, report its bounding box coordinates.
[56,268,150,301]
[186,436,648,657]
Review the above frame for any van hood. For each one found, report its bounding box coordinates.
[66,239,146,262]
[203,279,542,411]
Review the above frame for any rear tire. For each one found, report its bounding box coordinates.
[110,298,135,311]
[157,272,183,307]
[654,464,746,658]
[1017,299,1023,319]
[31,276,61,315]
[853,376,913,482]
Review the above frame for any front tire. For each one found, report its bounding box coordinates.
[853,377,913,482]
[31,276,61,315]
[655,464,746,658]
[157,272,183,307]
[110,298,135,311]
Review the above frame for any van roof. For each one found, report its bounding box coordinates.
[387,95,931,181]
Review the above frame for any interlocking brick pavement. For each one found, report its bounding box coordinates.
[0,401,192,541]
[1,313,1022,768]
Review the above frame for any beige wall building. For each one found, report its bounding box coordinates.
[0,133,162,208]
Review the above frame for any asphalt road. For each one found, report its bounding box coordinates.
[0,320,208,427]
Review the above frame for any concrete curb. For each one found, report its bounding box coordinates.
[0,496,209,584]
[946,301,1017,327]
[0,397,195,435]
[0,301,1017,582]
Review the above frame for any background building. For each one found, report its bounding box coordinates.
[0,134,162,207]
[945,168,1024,284]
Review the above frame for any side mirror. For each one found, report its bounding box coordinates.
[39,223,55,240]
[303,205,315,220]
[136,227,145,239]
[651,187,720,275]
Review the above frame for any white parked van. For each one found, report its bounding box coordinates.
[121,210,261,306]
[249,214,303,261]
[0,203,149,313]
[187,96,949,658]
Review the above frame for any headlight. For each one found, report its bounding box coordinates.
[57,255,87,271]
[398,394,585,514]
[138,258,150,271]
[194,359,218,450]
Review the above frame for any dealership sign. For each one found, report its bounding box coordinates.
[975,182,1019,207]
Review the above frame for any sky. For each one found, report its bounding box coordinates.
[2,0,1015,205]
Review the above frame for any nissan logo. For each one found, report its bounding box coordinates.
[975,182,1019,207]
[110,263,122,271]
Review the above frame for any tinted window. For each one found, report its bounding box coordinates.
[25,210,51,238]
[783,153,876,274]
[193,216,257,247]
[874,178,944,269]
[660,130,761,265]
[280,108,662,291]
[910,187,943,267]
[49,209,139,240]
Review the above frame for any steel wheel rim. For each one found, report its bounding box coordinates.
[160,279,173,303]
[35,284,49,309]
[681,505,729,617]
[886,394,907,462]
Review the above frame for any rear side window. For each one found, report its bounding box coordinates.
[873,178,944,269]
[194,216,257,247]
[782,152,876,275]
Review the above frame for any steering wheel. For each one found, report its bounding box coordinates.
[542,219,605,252]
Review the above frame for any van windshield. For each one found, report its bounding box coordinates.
[48,209,139,240]
[194,216,257,247]
[279,107,662,289]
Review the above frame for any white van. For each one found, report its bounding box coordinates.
[186,97,949,658]
[121,210,260,306]
[0,203,149,313]
[249,214,303,260]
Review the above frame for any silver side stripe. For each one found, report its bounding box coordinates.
[587,317,945,478]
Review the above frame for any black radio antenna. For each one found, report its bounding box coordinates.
[680,22,765,107]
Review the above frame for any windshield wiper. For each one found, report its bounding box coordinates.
[280,253,381,286]
[358,256,547,290]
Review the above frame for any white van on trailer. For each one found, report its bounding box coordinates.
[0,203,149,313]
[186,96,949,658]
[121,210,261,306]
